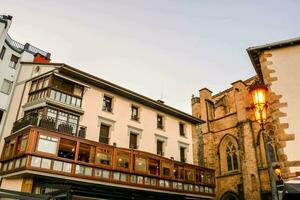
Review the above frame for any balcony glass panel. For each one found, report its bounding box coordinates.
[31,156,41,167]
[63,162,72,173]
[41,158,51,169]
[102,170,110,179]
[53,161,62,171]
[137,176,143,184]
[15,159,20,169]
[37,135,58,154]
[134,157,146,172]
[150,178,157,186]
[116,152,130,169]
[21,157,26,167]
[58,138,76,160]
[144,177,150,185]
[130,175,137,183]
[95,149,111,166]
[78,143,94,163]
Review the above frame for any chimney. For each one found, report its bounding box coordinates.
[33,53,51,64]
[157,99,165,104]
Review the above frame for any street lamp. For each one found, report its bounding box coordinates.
[249,83,279,200]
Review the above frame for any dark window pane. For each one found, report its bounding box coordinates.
[180,147,186,162]
[227,154,232,171]
[103,96,112,112]
[129,133,138,149]
[179,123,185,136]
[157,115,163,129]
[131,106,138,121]
[99,124,110,144]
[157,140,163,156]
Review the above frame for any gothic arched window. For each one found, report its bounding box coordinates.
[269,144,277,163]
[226,141,239,171]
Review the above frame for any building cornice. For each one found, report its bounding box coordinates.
[247,37,300,83]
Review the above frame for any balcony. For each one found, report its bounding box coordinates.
[1,125,215,198]
[12,113,86,138]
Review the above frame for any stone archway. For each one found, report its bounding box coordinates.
[220,191,240,200]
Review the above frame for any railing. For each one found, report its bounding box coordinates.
[5,34,24,51]
[24,43,49,58]
[5,34,50,58]
[12,114,86,138]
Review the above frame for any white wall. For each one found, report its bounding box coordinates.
[81,85,194,163]
[266,45,300,172]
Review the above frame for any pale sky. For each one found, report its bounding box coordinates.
[1,0,300,113]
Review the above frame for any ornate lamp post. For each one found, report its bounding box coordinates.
[249,83,279,200]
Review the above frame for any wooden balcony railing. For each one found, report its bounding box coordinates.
[12,113,86,138]
[1,126,215,197]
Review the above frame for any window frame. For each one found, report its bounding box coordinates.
[1,79,13,95]
[0,46,6,60]
[102,95,113,112]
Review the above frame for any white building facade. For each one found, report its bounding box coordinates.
[0,15,51,140]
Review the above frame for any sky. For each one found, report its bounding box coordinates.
[1,0,300,113]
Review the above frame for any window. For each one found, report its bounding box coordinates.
[131,106,139,121]
[0,46,6,60]
[78,143,94,163]
[129,132,138,149]
[134,156,146,172]
[4,139,15,158]
[95,148,112,165]
[157,140,163,156]
[102,95,112,112]
[1,79,13,94]
[99,124,110,144]
[116,151,130,169]
[226,141,238,171]
[58,138,76,160]
[179,123,185,136]
[157,115,164,129]
[50,89,82,107]
[180,146,186,163]
[269,144,277,163]
[185,169,195,181]
[16,135,28,153]
[9,55,18,69]
[37,135,58,154]
[0,110,3,125]
[162,162,171,177]
[174,164,184,180]
[148,159,159,176]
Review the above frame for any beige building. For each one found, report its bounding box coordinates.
[247,38,300,173]
[0,62,215,199]
[191,77,288,200]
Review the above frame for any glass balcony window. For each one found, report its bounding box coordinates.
[41,158,51,169]
[31,156,42,167]
[130,175,137,183]
[63,162,72,173]
[15,159,20,169]
[53,161,62,171]
[150,178,157,186]
[144,177,150,185]
[134,157,146,172]
[50,89,81,107]
[21,157,26,167]
[37,135,58,154]
[116,152,130,169]
[137,176,143,184]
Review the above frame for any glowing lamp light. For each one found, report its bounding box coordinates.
[274,168,281,176]
[249,84,268,124]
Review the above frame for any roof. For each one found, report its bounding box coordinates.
[21,62,204,124]
[247,37,300,82]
